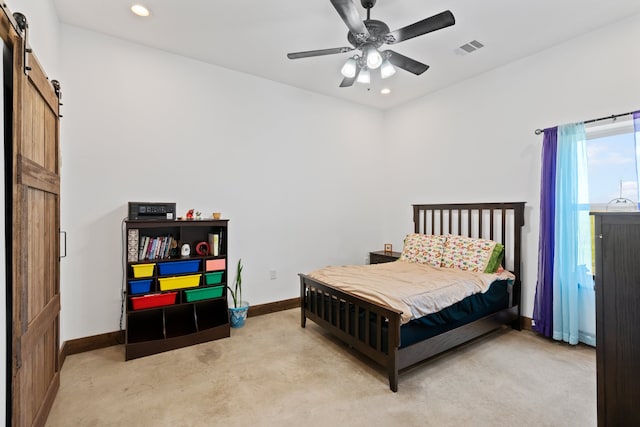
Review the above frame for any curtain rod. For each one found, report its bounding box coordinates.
[534,110,636,135]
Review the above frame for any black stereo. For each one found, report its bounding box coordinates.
[128,202,176,220]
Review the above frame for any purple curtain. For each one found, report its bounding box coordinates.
[633,111,640,210]
[532,127,557,337]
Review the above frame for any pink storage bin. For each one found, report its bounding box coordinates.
[206,259,226,271]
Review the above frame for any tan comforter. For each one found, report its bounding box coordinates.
[307,260,514,324]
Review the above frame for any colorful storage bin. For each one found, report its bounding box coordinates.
[157,260,201,276]
[158,274,201,291]
[129,279,152,295]
[205,259,226,271]
[132,263,155,278]
[205,271,223,285]
[184,286,224,302]
[130,292,177,310]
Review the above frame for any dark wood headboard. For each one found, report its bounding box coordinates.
[412,202,526,280]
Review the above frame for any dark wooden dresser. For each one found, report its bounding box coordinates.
[592,212,640,426]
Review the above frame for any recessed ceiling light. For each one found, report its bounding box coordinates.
[131,4,150,17]
[381,88,391,95]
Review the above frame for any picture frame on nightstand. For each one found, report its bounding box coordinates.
[384,243,392,254]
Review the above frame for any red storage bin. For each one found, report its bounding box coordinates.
[130,292,177,310]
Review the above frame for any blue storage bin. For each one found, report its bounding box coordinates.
[129,279,152,295]
[157,260,201,276]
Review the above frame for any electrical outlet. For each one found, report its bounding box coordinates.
[269,270,277,280]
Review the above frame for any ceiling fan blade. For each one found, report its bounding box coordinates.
[287,47,354,59]
[386,10,455,44]
[339,65,361,87]
[384,50,429,75]
[330,0,370,39]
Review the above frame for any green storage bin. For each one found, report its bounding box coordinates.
[185,286,224,302]
[205,271,223,285]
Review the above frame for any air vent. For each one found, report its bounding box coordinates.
[458,40,485,54]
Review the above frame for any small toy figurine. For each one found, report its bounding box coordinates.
[186,209,194,219]
[180,243,191,258]
[195,211,202,220]
[169,239,179,258]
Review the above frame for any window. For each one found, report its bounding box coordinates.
[586,116,637,273]
[586,117,638,211]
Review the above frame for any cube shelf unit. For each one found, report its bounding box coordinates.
[124,219,230,360]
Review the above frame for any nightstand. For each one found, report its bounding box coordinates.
[369,250,401,264]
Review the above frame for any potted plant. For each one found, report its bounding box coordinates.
[227,259,249,327]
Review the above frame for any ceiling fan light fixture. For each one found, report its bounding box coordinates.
[356,68,371,84]
[365,45,382,69]
[340,57,357,78]
[380,59,396,79]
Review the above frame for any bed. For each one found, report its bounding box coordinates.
[299,202,525,392]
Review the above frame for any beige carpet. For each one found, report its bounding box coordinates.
[45,309,596,427]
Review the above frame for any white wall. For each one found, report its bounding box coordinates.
[382,13,640,319]
[59,25,385,341]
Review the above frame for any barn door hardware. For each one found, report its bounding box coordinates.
[12,12,32,74]
[0,3,22,35]
[52,80,63,118]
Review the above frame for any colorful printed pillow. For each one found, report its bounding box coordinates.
[399,234,446,267]
[441,235,504,273]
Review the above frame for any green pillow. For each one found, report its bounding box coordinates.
[484,243,504,274]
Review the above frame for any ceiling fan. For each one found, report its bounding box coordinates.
[287,0,455,87]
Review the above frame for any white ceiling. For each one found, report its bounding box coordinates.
[53,0,640,110]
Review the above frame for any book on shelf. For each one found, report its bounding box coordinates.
[208,233,219,256]
[148,238,157,260]
[155,237,164,259]
[164,236,173,258]
[161,236,169,259]
[154,237,162,259]
[160,236,166,259]
[138,236,149,261]
[144,238,150,260]
[135,235,176,261]
[150,237,156,260]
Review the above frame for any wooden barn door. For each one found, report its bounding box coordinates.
[2,7,62,427]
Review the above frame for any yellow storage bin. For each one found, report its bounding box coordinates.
[158,274,201,291]
[132,263,155,278]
